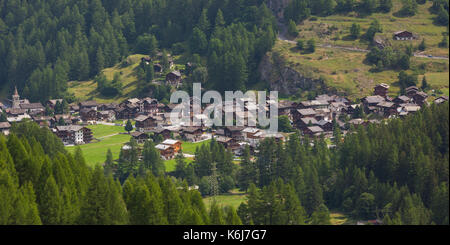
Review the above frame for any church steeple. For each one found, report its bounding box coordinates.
[12,86,20,109]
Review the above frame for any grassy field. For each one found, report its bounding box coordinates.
[273,39,448,99]
[67,134,131,167]
[68,54,145,104]
[68,54,186,104]
[164,158,194,172]
[66,124,131,167]
[203,189,248,210]
[182,139,212,154]
[86,124,127,138]
[330,212,354,225]
[277,0,449,99]
[295,1,449,57]
[65,124,211,168]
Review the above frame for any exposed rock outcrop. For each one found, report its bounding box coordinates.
[258,53,325,96]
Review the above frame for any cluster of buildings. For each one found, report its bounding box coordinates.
[1,82,448,157]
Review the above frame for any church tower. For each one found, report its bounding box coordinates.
[12,86,20,109]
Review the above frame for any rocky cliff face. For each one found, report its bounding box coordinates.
[266,0,291,19]
[258,53,325,96]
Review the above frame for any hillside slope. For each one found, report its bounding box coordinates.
[269,0,449,99]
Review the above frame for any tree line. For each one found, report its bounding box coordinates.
[0,0,277,103]
[0,121,241,225]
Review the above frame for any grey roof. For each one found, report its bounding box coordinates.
[363,96,385,104]
[0,122,11,129]
[20,103,44,110]
[307,126,324,133]
[56,125,84,132]
[79,100,97,107]
[301,117,318,125]
[297,108,316,116]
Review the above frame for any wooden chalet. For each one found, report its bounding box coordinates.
[374,83,390,97]
[135,115,157,132]
[80,108,97,121]
[131,131,150,144]
[393,31,415,40]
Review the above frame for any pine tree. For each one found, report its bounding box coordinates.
[125,119,133,134]
[39,176,63,225]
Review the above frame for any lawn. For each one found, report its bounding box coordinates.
[181,139,211,154]
[66,134,131,167]
[203,189,248,210]
[164,157,194,172]
[86,124,126,138]
[66,124,132,167]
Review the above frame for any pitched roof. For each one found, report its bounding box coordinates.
[0,122,11,129]
[297,108,316,116]
[307,126,324,133]
[20,103,44,110]
[363,96,385,104]
[301,117,318,125]
[56,125,84,132]
[79,100,97,107]
[162,139,181,145]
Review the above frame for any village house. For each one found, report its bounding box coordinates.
[70,105,80,113]
[155,139,182,160]
[224,126,245,141]
[215,136,239,151]
[135,115,158,132]
[434,96,449,105]
[304,126,324,136]
[131,131,150,144]
[115,104,140,119]
[166,71,182,87]
[98,103,118,111]
[412,91,428,106]
[0,122,11,135]
[80,108,98,122]
[297,117,319,130]
[46,99,63,109]
[362,95,385,113]
[150,127,173,140]
[51,114,73,127]
[393,95,411,105]
[242,127,260,147]
[97,110,116,122]
[182,127,204,142]
[293,108,317,125]
[376,101,397,117]
[278,100,296,120]
[317,120,333,132]
[55,125,93,145]
[32,116,52,127]
[405,86,419,97]
[374,83,390,97]
[314,108,332,121]
[139,98,159,114]
[393,31,415,40]
[20,102,45,115]
[78,100,98,111]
